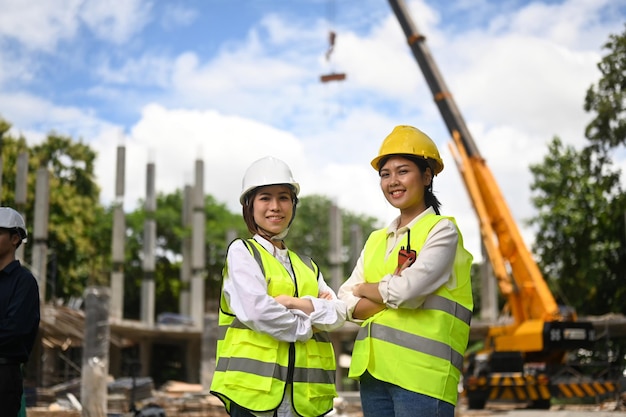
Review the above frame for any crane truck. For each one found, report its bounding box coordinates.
[387,0,620,409]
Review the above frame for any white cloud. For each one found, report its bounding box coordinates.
[0,92,108,140]
[0,0,81,51]
[95,104,308,213]
[79,0,152,44]
[161,4,197,30]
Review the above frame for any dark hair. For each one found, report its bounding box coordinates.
[378,154,441,215]
[241,185,299,236]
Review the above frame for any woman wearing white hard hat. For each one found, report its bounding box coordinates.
[210,156,346,417]
[0,207,40,417]
[338,126,473,417]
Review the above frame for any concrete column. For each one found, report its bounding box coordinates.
[110,145,126,320]
[179,185,192,316]
[190,159,206,328]
[141,162,156,326]
[15,151,28,261]
[31,167,50,303]
[80,287,110,417]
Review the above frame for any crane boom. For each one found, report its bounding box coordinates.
[387,0,600,409]
[387,0,561,331]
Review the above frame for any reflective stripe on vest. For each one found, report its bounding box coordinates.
[217,318,332,344]
[215,354,335,384]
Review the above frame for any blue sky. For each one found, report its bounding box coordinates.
[1,0,625,262]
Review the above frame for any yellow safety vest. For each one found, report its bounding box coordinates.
[349,214,473,406]
[210,239,337,417]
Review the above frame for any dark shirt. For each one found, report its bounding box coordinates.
[0,260,40,363]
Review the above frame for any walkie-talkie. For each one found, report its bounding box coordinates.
[397,228,417,269]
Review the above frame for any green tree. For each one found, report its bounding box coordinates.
[0,123,107,300]
[31,134,108,296]
[529,25,626,317]
[584,25,626,150]
[528,138,625,315]
[288,194,379,283]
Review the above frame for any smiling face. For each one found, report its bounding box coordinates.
[379,155,432,219]
[251,184,295,237]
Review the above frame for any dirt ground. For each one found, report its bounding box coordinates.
[26,390,626,417]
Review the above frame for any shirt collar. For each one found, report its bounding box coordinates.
[252,234,286,255]
[385,206,436,237]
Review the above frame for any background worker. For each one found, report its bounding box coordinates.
[338,125,473,417]
[0,207,41,417]
[210,156,346,417]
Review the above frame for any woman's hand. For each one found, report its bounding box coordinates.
[275,294,315,315]
[318,291,333,300]
[394,256,414,276]
[352,283,382,303]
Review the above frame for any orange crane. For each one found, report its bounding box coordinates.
[386,0,618,409]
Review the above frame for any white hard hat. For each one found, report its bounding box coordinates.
[240,156,300,205]
[0,207,27,242]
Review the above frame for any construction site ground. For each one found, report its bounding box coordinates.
[24,385,626,417]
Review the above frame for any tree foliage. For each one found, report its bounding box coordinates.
[529,138,626,315]
[1,123,106,299]
[584,25,626,150]
[288,194,379,285]
[529,25,626,316]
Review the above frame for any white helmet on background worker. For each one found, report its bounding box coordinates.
[239,156,300,205]
[371,125,444,175]
[0,207,28,243]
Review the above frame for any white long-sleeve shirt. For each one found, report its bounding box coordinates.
[338,207,459,322]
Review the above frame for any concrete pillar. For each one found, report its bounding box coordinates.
[110,145,126,320]
[31,167,50,303]
[80,287,110,417]
[190,159,206,329]
[15,151,28,261]
[179,185,192,316]
[141,162,156,326]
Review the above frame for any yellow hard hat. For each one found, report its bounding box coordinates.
[370,125,444,175]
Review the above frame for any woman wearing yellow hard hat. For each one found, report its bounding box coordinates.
[210,156,347,417]
[338,125,474,417]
